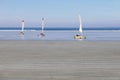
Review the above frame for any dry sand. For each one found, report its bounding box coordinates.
[0,41,120,80]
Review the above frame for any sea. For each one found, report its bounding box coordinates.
[0,27,120,41]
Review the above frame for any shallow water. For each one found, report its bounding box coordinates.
[0,30,120,41]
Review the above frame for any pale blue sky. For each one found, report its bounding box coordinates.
[0,0,120,27]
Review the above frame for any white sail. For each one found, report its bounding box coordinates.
[41,18,44,33]
[78,15,82,33]
[22,20,24,32]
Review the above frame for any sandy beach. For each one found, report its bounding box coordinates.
[0,41,120,80]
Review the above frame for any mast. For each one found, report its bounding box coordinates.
[41,18,44,33]
[22,20,24,32]
[78,15,82,33]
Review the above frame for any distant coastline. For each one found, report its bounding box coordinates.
[0,27,120,31]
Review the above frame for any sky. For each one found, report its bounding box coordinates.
[0,0,120,28]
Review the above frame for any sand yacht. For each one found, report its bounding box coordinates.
[74,15,86,40]
[19,20,25,36]
[38,18,45,37]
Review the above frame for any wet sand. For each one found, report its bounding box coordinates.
[0,41,120,80]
